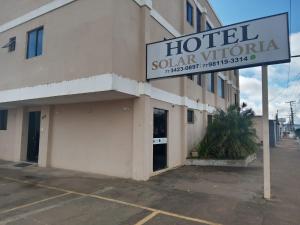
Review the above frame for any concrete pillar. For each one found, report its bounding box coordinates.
[132,95,152,180]
[14,107,28,162]
[38,106,52,167]
[181,106,188,161]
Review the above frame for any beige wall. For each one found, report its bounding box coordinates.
[0,109,17,161]
[49,99,134,178]
[0,0,53,25]
[187,110,205,151]
[252,116,263,144]
[0,0,113,91]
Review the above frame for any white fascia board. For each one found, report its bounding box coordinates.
[0,0,77,33]
[0,74,114,103]
[150,9,181,37]
[0,73,215,112]
[133,0,152,9]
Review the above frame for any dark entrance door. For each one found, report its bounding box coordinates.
[153,108,168,172]
[27,111,41,163]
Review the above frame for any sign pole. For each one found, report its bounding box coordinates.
[262,65,271,199]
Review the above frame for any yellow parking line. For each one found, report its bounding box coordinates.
[0,192,70,214]
[0,176,222,225]
[134,211,159,225]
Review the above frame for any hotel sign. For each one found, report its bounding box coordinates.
[146,13,290,80]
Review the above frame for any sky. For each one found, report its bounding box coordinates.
[209,0,300,124]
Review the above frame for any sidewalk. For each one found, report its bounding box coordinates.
[0,138,299,225]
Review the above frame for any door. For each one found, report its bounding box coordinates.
[153,108,168,172]
[27,111,41,163]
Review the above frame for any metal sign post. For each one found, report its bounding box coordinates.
[262,65,271,199]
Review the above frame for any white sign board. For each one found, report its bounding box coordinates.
[147,13,290,80]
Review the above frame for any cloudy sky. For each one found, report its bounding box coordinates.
[210,0,300,124]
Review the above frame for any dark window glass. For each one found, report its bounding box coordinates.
[207,73,214,93]
[197,74,202,86]
[8,37,16,52]
[187,110,194,124]
[207,115,213,126]
[235,93,238,106]
[0,110,8,130]
[206,22,212,31]
[218,77,225,98]
[186,1,193,26]
[196,9,201,32]
[27,27,43,59]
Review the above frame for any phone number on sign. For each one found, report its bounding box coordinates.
[164,56,251,74]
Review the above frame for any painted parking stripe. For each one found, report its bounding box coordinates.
[0,176,222,225]
[0,192,71,214]
[134,211,159,225]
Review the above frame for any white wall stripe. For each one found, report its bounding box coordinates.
[0,0,77,33]
[0,74,215,113]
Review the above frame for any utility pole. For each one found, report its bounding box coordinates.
[286,101,296,131]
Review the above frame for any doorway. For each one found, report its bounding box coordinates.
[153,108,168,172]
[26,111,41,163]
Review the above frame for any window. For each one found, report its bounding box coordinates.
[217,77,225,98]
[188,75,194,80]
[186,1,193,26]
[187,110,194,124]
[206,22,212,31]
[235,93,238,106]
[8,37,16,52]
[207,115,213,126]
[196,8,202,32]
[197,74,202,86]
[207,73,214,93]
[0,110,8,130]
[27,27,44,59]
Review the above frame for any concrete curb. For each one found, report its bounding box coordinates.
[185,153,257,167]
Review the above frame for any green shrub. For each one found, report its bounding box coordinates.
[198,105,259,160]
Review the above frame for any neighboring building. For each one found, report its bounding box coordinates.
[252,116,280,147]
[0,0,239,180]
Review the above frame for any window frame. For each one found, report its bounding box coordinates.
[8,37,16,52]
[187,109,194,124]
[26,26,44,59]
[186,1,194,26]
[217,76,225,98]
[196,8,202,33]
[0,110,8,130]
[207,73,214,93]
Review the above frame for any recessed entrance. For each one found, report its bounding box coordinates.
[26,111,41,163]
[153,108,168,172]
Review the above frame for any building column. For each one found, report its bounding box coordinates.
[14,107,28,162]
[132,95,152,180]
[38,106,52,167]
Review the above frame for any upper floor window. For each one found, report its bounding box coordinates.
[0,110,8,130]
[206,22,212,31]
[218,76,225,98]
[207,73,214,93]
[8,37,16,52]
[196,8,202,32]
[27,27,44,59]
[186,1,193,26]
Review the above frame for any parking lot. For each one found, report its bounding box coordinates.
[0,138,299,225]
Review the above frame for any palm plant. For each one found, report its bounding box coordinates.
[198,105,259,159]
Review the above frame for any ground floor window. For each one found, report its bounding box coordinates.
[207,114,213,126]
[0,110,8,130]
[187,109,194,124]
